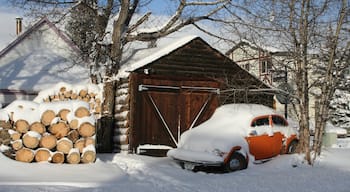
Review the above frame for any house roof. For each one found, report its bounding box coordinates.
[0,17,81,59]
[0,17,90,91]
[225,39,289,56]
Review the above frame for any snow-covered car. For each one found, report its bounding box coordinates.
[309,122,348,138]
[325,123,347,138]
[167,104,299,172]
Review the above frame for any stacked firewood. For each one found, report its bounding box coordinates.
[0,99,98,164]
[34,84,102,117]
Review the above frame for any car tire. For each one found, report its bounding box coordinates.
[287,140,298,154]
[224,152,247,172]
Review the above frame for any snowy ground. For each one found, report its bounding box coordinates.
[0,138,350,192]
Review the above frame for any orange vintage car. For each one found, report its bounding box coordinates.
[167,104,299,172]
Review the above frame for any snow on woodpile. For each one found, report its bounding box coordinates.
[33,82,103,118]
[0,82,102,164]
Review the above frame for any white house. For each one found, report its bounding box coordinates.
[0,17,90,106]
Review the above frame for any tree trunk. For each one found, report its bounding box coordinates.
[102,81,116,117]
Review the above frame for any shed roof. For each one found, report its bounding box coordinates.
[118,35,198,78]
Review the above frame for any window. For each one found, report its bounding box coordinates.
[261,59,272,74]
[244,63,250,71]
[272,116,288,126]
[251,117,270,127]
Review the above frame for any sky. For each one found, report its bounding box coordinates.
[0,1,26,50]
[0,0,231,52]
[0,0,181,50]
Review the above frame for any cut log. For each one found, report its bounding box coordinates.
[66,148,80,164]
[59,94,65,101]
[35,148,52,162]
[79,89,88,97]
[15,119,29,134]
[58,109,71,122]
[74,138,85,153]
[0,120,12,129]
[78,122,95,137]
[69,119,79,129]
[94,105,102,114]
[56,138,73,154]
[75,107,90,118]
[95,98,101,104]
[16,148,34,163]
[67,130,79,143]
[82,97,90,102]
[85,137,95,146]
[9,130,22,141]
[0,129,11,141]
[12,140,23,151]
[64,90,72,98]
[41,110,56,126]
[49,122,70,139]
[29,122,46,134]
[81,145,96,163]
[59,86,66,93]
[23,131,41,149]
[70,93,78,100]
[39,134,57,150]
[51,152,65,164]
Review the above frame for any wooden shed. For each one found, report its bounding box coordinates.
[110,36,273,156]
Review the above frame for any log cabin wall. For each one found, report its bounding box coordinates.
[113,37,274,154]
[113,77,131,152]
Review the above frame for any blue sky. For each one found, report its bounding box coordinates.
[0,0,172,49]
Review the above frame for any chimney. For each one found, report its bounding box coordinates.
[16,17,23,35]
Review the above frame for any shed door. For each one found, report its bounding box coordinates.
[134,80,219,153]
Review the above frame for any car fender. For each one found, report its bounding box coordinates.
[283,135,298,154]
[223,146,249,165]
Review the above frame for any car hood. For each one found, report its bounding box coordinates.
[169,105,252,161]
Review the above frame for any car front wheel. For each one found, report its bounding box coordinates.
[224,152,247,172]
[287,140,298,154]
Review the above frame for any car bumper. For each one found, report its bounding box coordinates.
[167,148,224,167]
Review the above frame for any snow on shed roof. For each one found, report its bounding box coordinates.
[117,35,198,79]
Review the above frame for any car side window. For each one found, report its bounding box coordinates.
[272,116,288,126]
[251,117,270,127]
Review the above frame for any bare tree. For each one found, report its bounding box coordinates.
[221,0,349,164]
[9,0,231,118]
[312,0,349,160]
